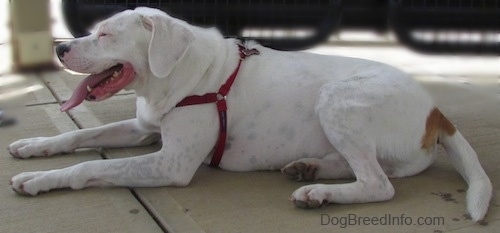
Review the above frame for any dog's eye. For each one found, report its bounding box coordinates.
[98,33,108,39]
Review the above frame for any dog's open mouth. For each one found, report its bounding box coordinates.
[60,63,135,112]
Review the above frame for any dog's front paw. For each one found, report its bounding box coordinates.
[8,137,68,159]
[281,161,318,181]
[290,184,329,208]
[10,171,51,196]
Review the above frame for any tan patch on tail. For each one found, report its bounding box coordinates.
[421,108,456,151]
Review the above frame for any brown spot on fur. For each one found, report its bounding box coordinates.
[421,108,456,151]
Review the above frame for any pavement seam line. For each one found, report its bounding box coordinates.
[25,101,59,107]
[130,189,171,233]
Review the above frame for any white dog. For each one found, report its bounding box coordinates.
[8,7,491,221]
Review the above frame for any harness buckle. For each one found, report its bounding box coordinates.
[216,93,226,102]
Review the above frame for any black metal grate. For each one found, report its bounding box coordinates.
[62,0,500,53]
[62,0,341,50]
[390,0,500,54]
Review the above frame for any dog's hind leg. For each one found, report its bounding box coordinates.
[281,153,354,181]
[290,139,395,208]
[382,149,436,179]
[290,81,395,208]
[282,149,435,182]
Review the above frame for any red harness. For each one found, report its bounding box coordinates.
[175,43,260,167]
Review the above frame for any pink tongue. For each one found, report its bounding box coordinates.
[60,66,121,112]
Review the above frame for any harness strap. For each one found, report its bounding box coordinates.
[175,43,259,167]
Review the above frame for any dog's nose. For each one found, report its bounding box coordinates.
[55,43,71,58]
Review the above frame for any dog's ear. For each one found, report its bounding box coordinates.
[142,15,194,78]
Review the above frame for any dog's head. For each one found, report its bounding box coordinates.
[57,7,194,111]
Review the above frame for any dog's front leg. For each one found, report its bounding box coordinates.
[10,150,189,195]
[8,119,159,158]
[10,106,219,195]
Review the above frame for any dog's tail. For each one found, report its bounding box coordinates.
[436,110,492,221]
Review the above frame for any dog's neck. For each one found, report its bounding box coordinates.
[133,27,242,116]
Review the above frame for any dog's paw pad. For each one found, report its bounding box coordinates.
[293,199,325,209]
[11,184,33,196]
[9,150,21,158]
[281,161,317,181]
[10,172,46,196]
[290,184,329,209]
[8,137,58,159]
